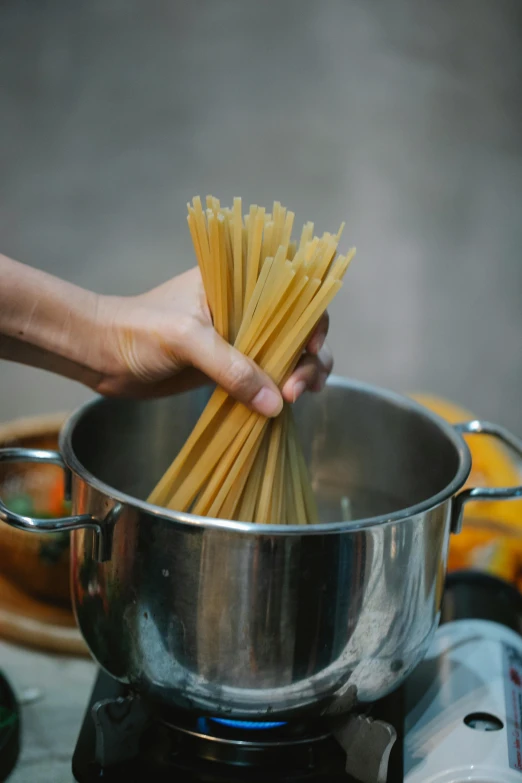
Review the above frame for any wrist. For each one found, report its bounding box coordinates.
[89,293,126,377]
[0,255,110,387]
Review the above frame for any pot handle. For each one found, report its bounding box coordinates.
[451,421,522,534]
[0,447,110,561]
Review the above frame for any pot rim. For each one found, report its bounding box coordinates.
[59,376,472,535]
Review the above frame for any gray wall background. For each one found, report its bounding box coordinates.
[1,0,521,429]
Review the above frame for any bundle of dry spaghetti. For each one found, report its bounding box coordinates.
[148,196,354,524]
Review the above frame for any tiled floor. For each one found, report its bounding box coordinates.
[0,1,521,780]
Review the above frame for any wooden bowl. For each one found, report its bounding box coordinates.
[0,413,71,607]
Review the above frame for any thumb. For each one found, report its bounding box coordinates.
[182,320,283,417]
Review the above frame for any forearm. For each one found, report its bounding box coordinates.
[0,254,106,387]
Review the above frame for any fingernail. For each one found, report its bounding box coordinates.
[292,380,307,403]
[252,387,283,417]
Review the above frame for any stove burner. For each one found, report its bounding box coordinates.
[72,670,404,782]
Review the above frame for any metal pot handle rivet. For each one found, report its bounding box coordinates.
[0,447,111,562]
[451,421,522,535]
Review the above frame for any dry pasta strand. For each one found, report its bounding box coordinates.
[147,197,354,525]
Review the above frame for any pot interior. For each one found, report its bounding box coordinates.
[67,380,467,523]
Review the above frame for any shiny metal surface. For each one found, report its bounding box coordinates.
[451,420,522,533]
[0,377,521,719]
[335,714,396,783]
[0,447,97,533]
[59,377,473,534]
[0,447,113,561]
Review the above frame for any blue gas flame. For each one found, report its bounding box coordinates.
[209,717,287,730]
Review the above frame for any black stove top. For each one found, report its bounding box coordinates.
[72,670,404,782]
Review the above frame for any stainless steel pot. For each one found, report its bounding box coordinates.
[1,377,521,720]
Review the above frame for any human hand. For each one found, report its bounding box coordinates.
[95,268,333,417]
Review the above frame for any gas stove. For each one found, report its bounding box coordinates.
[72,671,403,782]
[70,571,522,783]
